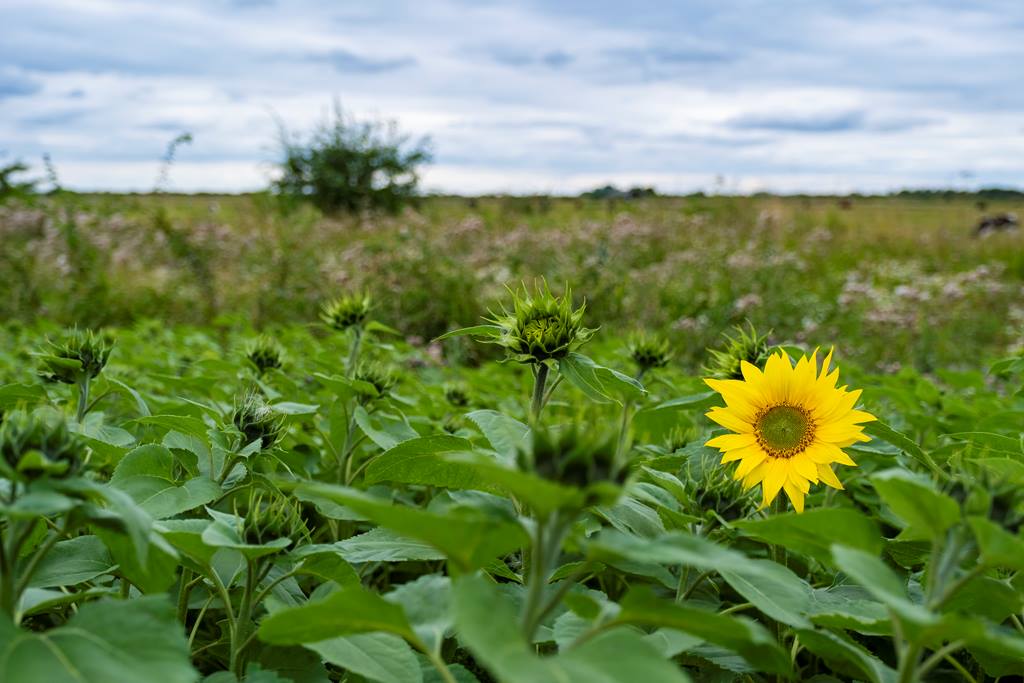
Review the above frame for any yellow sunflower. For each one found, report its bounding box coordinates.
[703,349,876,513]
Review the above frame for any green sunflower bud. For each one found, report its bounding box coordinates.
[520,423,625,492]
[679,445,757,522]
[321,292,372,332]
[353,362,397,404]
[0,407,85,481]
[245,335,285,375]
[37,329,113,385]
[443,383,470,408]
[231,389,283,450]
[627,331,672,373]
[487,281,596,364]
[702,322,772,380]
[240,491,307,546]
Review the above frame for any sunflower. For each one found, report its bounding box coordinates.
[703,349,876,513]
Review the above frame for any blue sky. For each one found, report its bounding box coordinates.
[2,0,1023,194]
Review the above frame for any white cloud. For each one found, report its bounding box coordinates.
[2,0,1022,193]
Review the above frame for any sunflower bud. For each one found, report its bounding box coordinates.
[0,408,85,481]
[627,332,672,373]
[245,336,285,375]
[488,281,595,364]
[321,292,372,332]
[231,389,283,450]
[444,383,470,408]
[353,362,397,404]
[520,424,625,499]
[679,445,757,522]
[240,491,307,546]
[37,329,113,385]
[702,323,771,380]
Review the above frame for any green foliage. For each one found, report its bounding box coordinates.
[274,106,432,214]
[0,281,1022,682]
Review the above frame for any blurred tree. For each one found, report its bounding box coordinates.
[273,104,432,214]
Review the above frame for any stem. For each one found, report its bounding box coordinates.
[230,559,257,678]
[930,563,986,611]
[0,528,14,619]
[13,518,68,604]
[530,364,549,424]
[424,651,458,683]
[76,374,91,423]
[767,496,787,683]
[916,641,966,680]
[345,326,363,378]
[897,641,922,683]
[520,517,547,641]
[177,568,195,624]
[679,569,716,602]
[613,399,633,476]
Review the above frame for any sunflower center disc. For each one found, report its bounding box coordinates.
[757,405,811,454]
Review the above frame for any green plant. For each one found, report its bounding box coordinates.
[273,104,432,214]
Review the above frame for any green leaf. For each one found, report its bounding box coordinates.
[735,508,883,566]
[335,528,446,563]
[130,414,211,439]
[259,585,422,647]
[302,633,422,683]
[863,421,938,473]
[870,469,960,540]
[26,535,116,588]
[830,545,934,624]
[796,628,897,683]
[433,325,503,342]
[615,588,791,674]
[290,547,361,587]
[294,483,528,571]
[386,575,453,655]
[558,352,645,405]
[272,402,320,415]
[110,444,219,519]
[0,383,49,409]
[0,597,196,683]
[968,516,1024,570]
[452,574,690,683]
[366,443,590,518]
[465,410,529,464]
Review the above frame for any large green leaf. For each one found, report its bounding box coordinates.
[452,573,690,683]
[335,528,446,563]
[735,508,883,566]
[558,352,645,405]
[0,597,196,683]
[968,516,1024,570]
[110,444,219,519]
[26,535,116,588]
[870,469,960,540]
[386,575,453,656]
[830,545,934,625]
[294,483,527,571]
[465,410,530,464]
[615,588,790,674]
[259,584,422,646]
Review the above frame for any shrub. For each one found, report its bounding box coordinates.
[273,105,431,214]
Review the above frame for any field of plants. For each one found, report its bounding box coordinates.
[0,193,1023,683]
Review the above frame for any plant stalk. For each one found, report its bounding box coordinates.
[530,363,549,424]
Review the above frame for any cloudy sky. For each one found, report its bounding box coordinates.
[3,0,1023,194]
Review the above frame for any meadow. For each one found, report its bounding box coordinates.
[0,192,1023,682]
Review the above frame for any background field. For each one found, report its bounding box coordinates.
[3,193,1022,374]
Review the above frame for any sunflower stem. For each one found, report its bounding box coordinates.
[530,363,549,424]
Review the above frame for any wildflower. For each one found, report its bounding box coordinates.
[627,332,671,374]
[486,281,596,364]
[232,389,283,450]
[37,329,113,385]
[245,336,284,375]
[321,292,372,332]
[703,349,876,512]
[702,323,771,380]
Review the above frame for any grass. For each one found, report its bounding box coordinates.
[1,192,1022,372]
